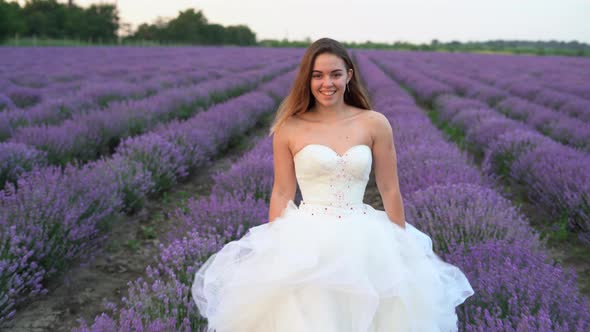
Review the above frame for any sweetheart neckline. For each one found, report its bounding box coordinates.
[293,144,372,159]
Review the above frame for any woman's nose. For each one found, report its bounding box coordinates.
[322,76,334,85]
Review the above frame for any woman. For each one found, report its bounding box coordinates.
[192,38,474,332]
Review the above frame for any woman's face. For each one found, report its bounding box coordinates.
[310,53,352,108]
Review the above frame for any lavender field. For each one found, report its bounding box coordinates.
[1,47,589,331]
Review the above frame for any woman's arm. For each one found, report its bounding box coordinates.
[268,121,297,223]
[368,111,406,229]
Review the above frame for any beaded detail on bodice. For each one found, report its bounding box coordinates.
[293,144,372,218]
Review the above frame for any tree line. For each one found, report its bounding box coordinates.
[0,0,256,45]
[129,9,256,45]
[260,39,590,57]
[0,0,118,42]
[1,0,587,56]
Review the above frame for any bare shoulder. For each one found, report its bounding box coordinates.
[361,109,389,125]
[359,110,392,138]
[272,115,299,149]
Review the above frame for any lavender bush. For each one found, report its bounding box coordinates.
[0,142,47,189]
[449,240,590,331]
[357,51,590,330]
[405,183,543,255]
[0,164,122,323]
[116,133,188,194]
[0,63,297,324]
[75,138,274,331]
[512,144,590,241]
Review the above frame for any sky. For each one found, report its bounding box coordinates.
[61,0,590,44]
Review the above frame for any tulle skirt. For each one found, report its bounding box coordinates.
[192,200,475,332]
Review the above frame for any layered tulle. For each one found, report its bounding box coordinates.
[192,200,474,332]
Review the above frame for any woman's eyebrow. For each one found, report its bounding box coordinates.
[312,69,343,73]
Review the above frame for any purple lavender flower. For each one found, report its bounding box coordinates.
[115,133,188,194]
[464,117,528,149]
[0,164,122,323]
[481,129,554,180]
[211,142,274,202]
[397,143,485,195]
[512,144,590,243]
[449,240,590,331]
[0,142,47,189]
[85,154,155,214]
[0,94,15,111]
[5,86,42,109]
[406,183,543,255]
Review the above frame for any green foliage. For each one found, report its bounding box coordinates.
[140,225,157,239]
[0,0,26,40]
[0,0,119,42]
[125,239,141,251]
[127,9,256,46]
[2,1,587,54]
[259,38,590,57]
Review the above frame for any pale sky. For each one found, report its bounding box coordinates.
[64,0,590,43]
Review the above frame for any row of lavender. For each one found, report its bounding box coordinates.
[433,53,590,119]
[0,49,296,142]
[72,77,296,331]
[371,52,590,245]
[372,52,590,151]
[0,64,299,325]
[73,53,589,331]
[391,51,590,117]
[430,55,590,150]
[0,59,297,190]
[426,68,590,151]
[1,52,296,183]
[0,47,297,114]
[355,53,589,331]
[0,61,259,139]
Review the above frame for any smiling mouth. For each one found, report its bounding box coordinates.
[320,91,336,96]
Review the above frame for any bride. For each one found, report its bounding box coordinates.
[192,37,475,332]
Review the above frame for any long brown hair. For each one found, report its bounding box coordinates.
[268,38,372,135]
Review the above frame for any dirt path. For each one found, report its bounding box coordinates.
[1,115,273,332]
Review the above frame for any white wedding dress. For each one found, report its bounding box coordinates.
[192,144,475,332]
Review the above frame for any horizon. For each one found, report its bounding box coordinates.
[12,0,590,44]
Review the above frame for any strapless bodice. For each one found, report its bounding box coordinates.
[293,144,372,211]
